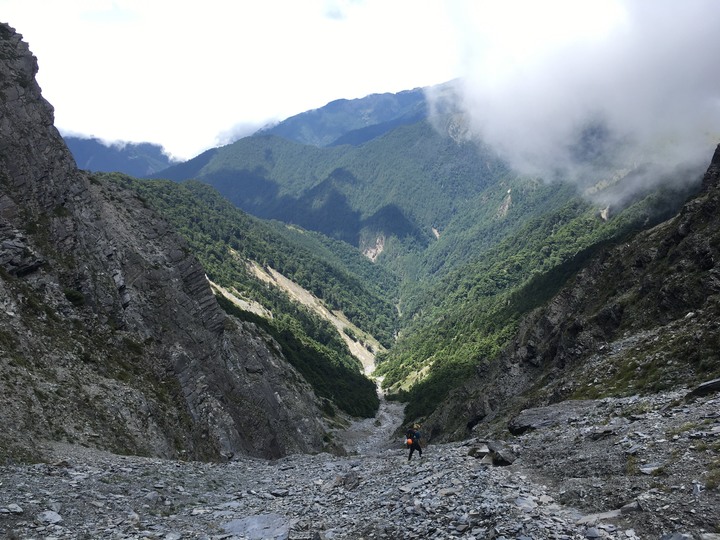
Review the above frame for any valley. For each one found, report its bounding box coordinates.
[2,17,720,539]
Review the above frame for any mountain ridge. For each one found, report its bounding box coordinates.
[256,87,428,147]
[64,135,177,176]
[0,22,336,462]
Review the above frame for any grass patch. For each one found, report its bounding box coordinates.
[53,205,71,217]
[707,458,720,490]
[666,421,699,438]
[0,329,19,351]
[626,454,640,475]
[122,337,144,356]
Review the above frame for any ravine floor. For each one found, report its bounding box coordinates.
[1,389,719,539]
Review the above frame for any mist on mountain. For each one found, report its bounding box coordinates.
[63,134,179,176]
[432,0,720,205]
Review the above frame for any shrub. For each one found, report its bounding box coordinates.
[63,288,85,306]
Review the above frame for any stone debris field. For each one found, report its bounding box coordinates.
[1,388,719,539]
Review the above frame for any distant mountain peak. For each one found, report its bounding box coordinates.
[256,87,429,147]
[64,135,178,176]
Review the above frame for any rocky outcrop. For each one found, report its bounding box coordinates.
[506,400,597,435]
[505,389,720,538]
[0,224,44,276]
[0,23,329,462]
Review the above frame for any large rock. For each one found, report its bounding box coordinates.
[685,377,720,398]
[508,400,599,435]
[223,514,290,540]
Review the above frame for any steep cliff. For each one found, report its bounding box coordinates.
[0,23,329,462]
[425,145,720,440]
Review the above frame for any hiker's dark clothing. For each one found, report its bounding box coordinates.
[407,429,422,461]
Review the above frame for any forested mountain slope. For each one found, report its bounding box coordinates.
[377,175,702,420]
[152,120,512,262]
[107,175,388,417]
[421,145,720,440]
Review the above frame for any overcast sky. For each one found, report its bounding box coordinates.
[1,0,458,159]
[2,0,719,168]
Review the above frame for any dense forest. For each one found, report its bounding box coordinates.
[376,183,699,419]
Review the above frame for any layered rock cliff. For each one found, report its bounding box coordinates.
[426,145,720,440]
[0,23,329,462]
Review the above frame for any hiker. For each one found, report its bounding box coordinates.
[406,424,422,461]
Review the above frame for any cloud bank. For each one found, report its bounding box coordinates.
[435,0,720,193]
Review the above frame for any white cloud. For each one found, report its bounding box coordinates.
[438,0,720,185]
[5,0,716,176]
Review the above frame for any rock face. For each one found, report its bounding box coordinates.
[507,400,596,435]
[0,23,329,462]
[425,144,720,441]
